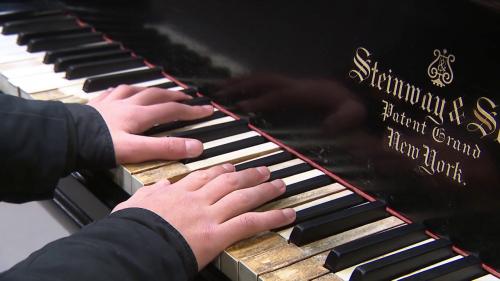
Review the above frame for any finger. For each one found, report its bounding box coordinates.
[199,167,270,204]
[212,179,285,222]
[217,209,296,247]
[89,87,114,103]
[173,164,234,191]
[127,88,191,105]
[105,84,146,100]
[115,135,204,163]
[137,103,213,129]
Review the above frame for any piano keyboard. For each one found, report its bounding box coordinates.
[0,8,498,281]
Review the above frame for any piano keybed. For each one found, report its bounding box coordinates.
[0,8,498,281]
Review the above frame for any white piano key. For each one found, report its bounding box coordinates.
[2,63,55,79]
[154,116,236,137]
[0,34,18,45]
[55,78,175,103]
[235,150,285,166]
[335,238,434,281]
[0,51,44,64]
[0,44,28,55]
[185,142,280,173]
[203,131,261,150]
[268,158,305,172]
[393,255,464,280]
[11,66,150,94]
[129,142,281,193]
[132,78,174,88]
[282,169,325,186]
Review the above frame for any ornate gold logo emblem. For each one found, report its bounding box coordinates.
[427,49,455,87]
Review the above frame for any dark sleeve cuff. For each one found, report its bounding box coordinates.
[2,208,198,281]
[110,208,199,279]
[64,103,116,171]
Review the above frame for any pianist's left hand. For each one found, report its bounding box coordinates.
[112,163,296,270]
[88,84,214,164]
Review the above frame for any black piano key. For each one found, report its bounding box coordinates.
[171,119,249,143]
[17,26,93,45]
[83,67,164,92]
[44,43,122,64]
[398,255,485,281]
[182,136,267,164]
[324,223,428,272]
[350,239,455,281]
[289,200,388,246]
[2,15,78,35]
[277,174,333,199]
[0,10,63,25]
[28,32,105,52]
[54,49,132,72]
[276,193,365,231]
[268,163,312,181]
[180,87,198,96]
[143,110,227,136]
[66,57,146,79]
[153,81,177,89]
[295,193,365,225]
[182,96,211,106]
[235,151,294,171]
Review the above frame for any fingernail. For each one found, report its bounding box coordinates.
[256,166,270,177]
[282,208,296,221]
[222,163,234,171]
[185,139,202,157]
[107,87,114,92]
[202,105,213,111]
[271,179,285,191]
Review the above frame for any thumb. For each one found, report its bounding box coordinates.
[115,134,203,164]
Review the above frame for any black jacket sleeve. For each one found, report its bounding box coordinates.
[0,208,199,281]
[0,94,116,202]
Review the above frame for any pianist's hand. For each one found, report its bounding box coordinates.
[112,164,296,270]
[87,85,214,164]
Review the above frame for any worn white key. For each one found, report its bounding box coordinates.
[130,142,280,193]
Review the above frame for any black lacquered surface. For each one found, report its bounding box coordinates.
[4,0,499,271]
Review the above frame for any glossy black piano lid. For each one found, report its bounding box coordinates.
[11,0,500,270]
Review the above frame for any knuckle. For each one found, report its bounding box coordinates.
[233,190,251,204]
[220,173,239,188]
[238,214,257,229]
[162,137,184,151]
[115,84,131,91]
[193,170,210,182]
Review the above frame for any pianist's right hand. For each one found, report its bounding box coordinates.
[113,163,296,270]
[88,84,214,163]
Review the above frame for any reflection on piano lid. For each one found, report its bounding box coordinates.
[0,0,499,280]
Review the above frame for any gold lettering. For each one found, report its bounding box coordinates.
[349,47,371,83]
[467,97,497,138]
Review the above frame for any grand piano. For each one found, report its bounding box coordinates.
[0,0,499,280]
